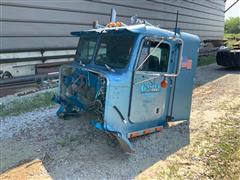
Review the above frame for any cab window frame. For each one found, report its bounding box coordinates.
[74,35,98,64]
[135,37,172,74]
[94,32,136,69]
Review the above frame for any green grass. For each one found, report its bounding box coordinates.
[224,33,240,39]
[0,91,55,117]
[198,55,216,67]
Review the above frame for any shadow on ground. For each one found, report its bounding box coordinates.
[195,64,240,87]
[45,118,189,179]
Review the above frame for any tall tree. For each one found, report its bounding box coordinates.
[224,17,240,34]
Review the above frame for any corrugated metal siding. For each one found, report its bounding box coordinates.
[0,0,225,52]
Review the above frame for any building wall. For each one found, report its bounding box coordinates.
[0,0,225,52]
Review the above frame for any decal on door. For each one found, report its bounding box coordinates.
[181,57,192,69]
[140,80,161,93]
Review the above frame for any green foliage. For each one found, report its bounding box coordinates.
[224,17,240,34]
[198,55,216,66]
[224,33,240,39]
[0,91,54,117]
[224,33,240,48]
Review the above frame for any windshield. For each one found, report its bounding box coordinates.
[75,35,97,63]
[95,34,135,68]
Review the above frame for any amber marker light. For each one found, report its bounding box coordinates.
[116,21,122,27]
[161,79,168,88]
[107,22,116,27]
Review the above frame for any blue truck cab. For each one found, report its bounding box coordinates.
[53,16,200,152]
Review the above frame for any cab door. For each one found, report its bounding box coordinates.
[129,38,175,123]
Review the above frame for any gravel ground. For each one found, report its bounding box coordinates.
[0,64,239,179]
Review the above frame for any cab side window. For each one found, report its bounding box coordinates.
[138,40,170,72]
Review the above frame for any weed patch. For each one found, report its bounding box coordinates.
[202,105,240,179]
[144,102,240,179]
[198,55,216,67]
[0,92,55,117]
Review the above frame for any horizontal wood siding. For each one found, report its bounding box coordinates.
[0,0,225,51]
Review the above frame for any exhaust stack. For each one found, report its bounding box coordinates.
[110,8,117,22]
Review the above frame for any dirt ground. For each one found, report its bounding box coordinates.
[137,67,240,179]
[0,64,239,179]
[0,159,51,180]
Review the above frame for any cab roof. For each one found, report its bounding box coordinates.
[71,24,199,41]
